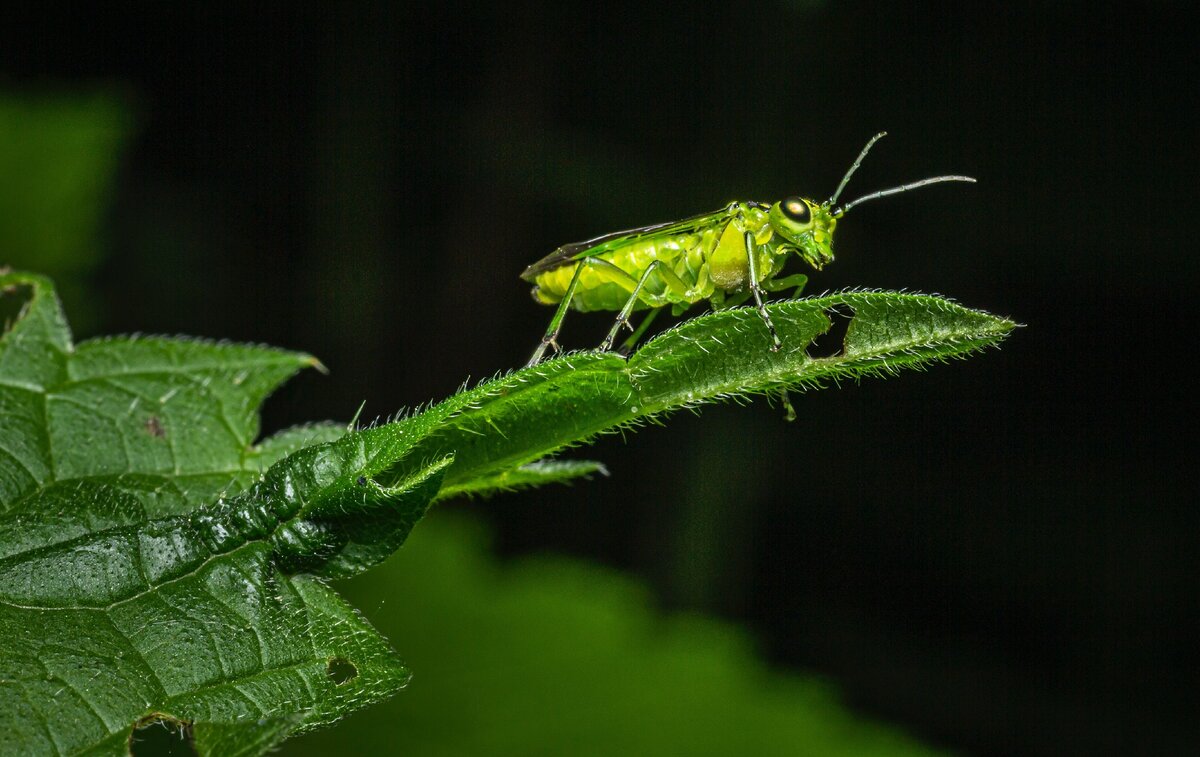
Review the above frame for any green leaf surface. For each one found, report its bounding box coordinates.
[437,458,609,500]
[0,271,320,516]
[394,291,1017,492]
[0,422,449,754]
[1,270,1014,754]
[0,273,442,755]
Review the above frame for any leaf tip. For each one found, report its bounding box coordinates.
[307,354,330,375]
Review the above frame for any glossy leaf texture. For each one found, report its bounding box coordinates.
[0,270,1016,755]
[0,273,447,754]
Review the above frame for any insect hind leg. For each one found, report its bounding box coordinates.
[528,257,645,366]
[528,261,587,366]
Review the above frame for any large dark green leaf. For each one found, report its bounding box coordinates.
[0,273,446,754]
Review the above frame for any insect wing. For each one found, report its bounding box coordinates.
[520,208,733,281]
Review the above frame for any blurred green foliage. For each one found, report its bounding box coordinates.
[288,511,941,756]
[0,91,128,327]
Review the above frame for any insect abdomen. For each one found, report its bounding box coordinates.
[532,232,711,312]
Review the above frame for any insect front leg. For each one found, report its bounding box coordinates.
[744,231,782,351]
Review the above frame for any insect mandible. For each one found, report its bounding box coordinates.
[522,132,975,366]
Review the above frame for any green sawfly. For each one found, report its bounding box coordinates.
[522,132,974,365]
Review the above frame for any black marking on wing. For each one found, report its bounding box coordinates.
[520,207,735,281]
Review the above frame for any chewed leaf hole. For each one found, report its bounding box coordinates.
[1,282,33,337]
[129,714,197,756]
[327,656,358,685]
[806,306,854,359]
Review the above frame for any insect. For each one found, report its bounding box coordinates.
[522,132,975,365]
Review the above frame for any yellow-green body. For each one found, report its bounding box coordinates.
[525,200,836,313]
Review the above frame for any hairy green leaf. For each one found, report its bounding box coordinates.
[437,458,609,500]
[390,292,1016,492]
[0,270,1015,755]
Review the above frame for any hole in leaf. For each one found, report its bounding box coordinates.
[327,656,358,685]
[1,282,33,337]
[129,714,197,757]
[806,306,854,358]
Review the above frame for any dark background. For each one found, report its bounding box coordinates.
[2,2,1195,754]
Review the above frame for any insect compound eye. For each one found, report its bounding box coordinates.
[781,197,812,224]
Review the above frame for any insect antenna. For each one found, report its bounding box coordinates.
[835,175,976,215]
[828,131,888,206]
